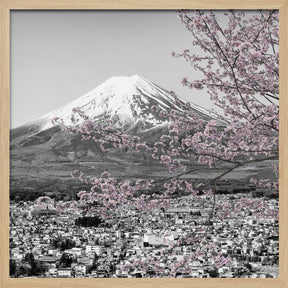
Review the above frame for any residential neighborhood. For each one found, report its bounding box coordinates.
[10,193,279,278]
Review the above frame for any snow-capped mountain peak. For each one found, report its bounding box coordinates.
[20,75,216,134]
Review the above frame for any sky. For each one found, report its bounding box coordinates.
[11,10,213,128]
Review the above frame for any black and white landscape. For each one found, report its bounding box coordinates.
[10,10,279,279]
[10,75,279,278]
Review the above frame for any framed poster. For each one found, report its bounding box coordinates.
[1,0,287,288]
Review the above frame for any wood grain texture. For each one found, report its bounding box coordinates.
[0,2,10,288]
[279,0,288,287]
[1,0,287,287]
[0,0,285,9]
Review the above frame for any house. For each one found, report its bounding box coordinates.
[75,264,87,275]
[58,268,72,277]
[39,255,61,268]
[64,247,82,256]
[48,268,58,277]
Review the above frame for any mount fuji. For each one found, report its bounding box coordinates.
[12,74,215,136]
[10,75,218,195]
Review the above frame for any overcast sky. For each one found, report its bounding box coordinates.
[11,10,217,128]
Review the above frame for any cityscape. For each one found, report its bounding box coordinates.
[10,192,279,278]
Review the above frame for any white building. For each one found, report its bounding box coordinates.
[58,269,72,277]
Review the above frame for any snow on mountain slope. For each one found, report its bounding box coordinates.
[22,74,215,134]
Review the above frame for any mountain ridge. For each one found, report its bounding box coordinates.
[10,75,273,198]
[12,74,216,134]
[10,75,224,196]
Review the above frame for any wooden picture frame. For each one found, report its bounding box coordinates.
[1,0,287,287]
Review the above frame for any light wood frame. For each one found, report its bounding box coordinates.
[1,1,287,287]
